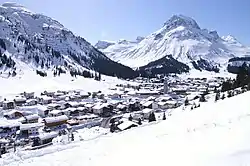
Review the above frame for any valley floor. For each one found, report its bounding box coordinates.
[1,89,250,166]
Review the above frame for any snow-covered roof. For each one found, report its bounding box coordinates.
[38,131,58,140]
[44,115,68,124]
[21,114,40,121]
[3,110,22,116]
[49,109,64,115]
[142,108,153,114]
[158,101,168,106]
[93,103,110,110]
[85,103,94,108]
[76,114,98,120]
[20,123,43,130]
[146,96,156,101]
[0,119,20,128]
[117,104,127,109]
[40,96,53,100]
[142,101,154,107]
[117,121,138,131]
[165,100,177,105]
[67,101,81,107]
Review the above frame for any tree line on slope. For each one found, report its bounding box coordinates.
[221,64,250,92]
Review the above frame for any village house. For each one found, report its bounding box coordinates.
[13,96,26,106]
[43,115,69,131]
[22,92,35,99]
[0,119,20,138]
[25,99,38,106]
[47,103,62,110]
[116,104,127,112]
[2,100,15,110]
[117,120,138,131]
[92,103,113,117]
[39,96,53,105]
[19,123,43,138]
[3,110,24,119]
[19,114,40,124]
[128,100,141,112]
[32,131,58,147]
[42,91,55,97]
[36,105,50,117]
[141,108,154,119]
[85,103,94,113]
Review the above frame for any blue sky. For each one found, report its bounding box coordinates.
[1,0,250,45]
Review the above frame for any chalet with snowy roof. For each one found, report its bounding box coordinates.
[117,120,138,131]
[35,105,49,117]
[48,109,70,117]
[42,91,55,97]
[92,103,114,117]
[21,92,35,99]
[85,103,94,113]
[0,119,20,138]
[39,96,53,105]
[13,96,27,106]
[141,100,158,109]
[19,114,40,124]
[142,108,154,119]
[128,100,140,112]
[116,104,127,112]
[32,131,58,147]
[3,110,24,119]
[25,99,38,106]
[43,115,69,130]
[47,103,62,110]
[20,123,43,138]
[2,100,15,110]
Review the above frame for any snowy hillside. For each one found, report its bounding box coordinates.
[0,2,136,79]
[2,90,250,165]
[95,37,144,57]
[98,15,250,73]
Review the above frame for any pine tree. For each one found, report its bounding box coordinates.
[215,92,220,102]
[184,98,189,106]
[214,87,217,93]
[199,94,206,102]
[163,112,166,120]
[128,114,133,121]
[227,91,232,98]
[149,112,156,122]
[221,93,225,100]
[138,118,142,125]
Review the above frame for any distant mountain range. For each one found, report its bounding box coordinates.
[0,2,249,79]
[0,2,137,79]
[96,15,250,74]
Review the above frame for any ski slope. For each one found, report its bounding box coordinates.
[2,90,250,166]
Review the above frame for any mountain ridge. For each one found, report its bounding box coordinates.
[97,15,250,74]
[0,2,137,79]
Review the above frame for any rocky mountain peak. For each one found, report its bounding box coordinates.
[163,14,200,30]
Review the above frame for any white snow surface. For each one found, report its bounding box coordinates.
[99,15,250,69]
[2,90,250,165]
[0,69,137,97]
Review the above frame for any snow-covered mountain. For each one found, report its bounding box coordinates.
[0,2,137,79]
[98,15,250,73]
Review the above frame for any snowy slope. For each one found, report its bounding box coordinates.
[99,15,250,71]
[0,2,136,78]
[2,91,250,166]
[95,37,144,58]
[0,69,138,97]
